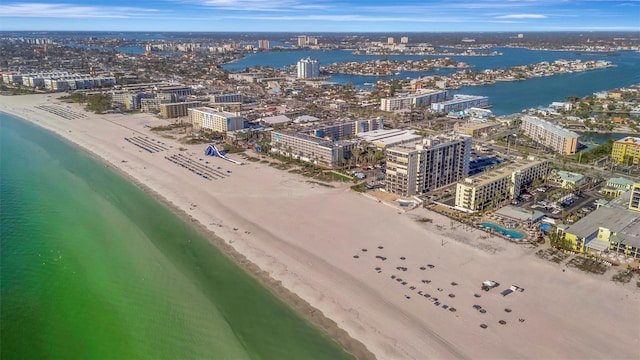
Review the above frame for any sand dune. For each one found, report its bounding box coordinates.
[2,94,638,360]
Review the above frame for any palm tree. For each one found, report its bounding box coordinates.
[351,147,362,168]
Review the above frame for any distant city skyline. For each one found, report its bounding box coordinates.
[0,0,639,32]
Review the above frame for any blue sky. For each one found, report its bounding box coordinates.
[0,0,639,32]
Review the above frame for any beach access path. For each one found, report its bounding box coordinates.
[1,94,638,360]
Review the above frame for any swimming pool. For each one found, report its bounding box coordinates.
[481,222,525,239]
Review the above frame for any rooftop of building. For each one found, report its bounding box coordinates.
[357,129,421,147]
[260,115,292,125]
[387,133,469,153]
[552,169,586,183]
[522,115,579,138]
[460,157,548,187]
[273,130,331,145]
[455,121,500,130]
[494,205,545,223]
[436,94,488,105]
[190,107,241,117]
[606,176,636,187]
[614,136,640,145]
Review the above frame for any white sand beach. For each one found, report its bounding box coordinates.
[2,94,638,360]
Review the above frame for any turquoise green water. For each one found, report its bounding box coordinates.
[0,113,352,360]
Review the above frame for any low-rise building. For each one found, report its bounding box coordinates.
[385,134,471,196]
[611,136,640,165]
[548,169,587,189]
[562,190,640,258]
[520,115,579,155]
[454,121,500,137]
[455,157,549,212]
[602,177,635,197]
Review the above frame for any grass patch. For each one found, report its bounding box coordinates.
[416,217,433,223]
[350,182,367,193]
[307,181,335,188]
[328,170,355,182]
[566,256,608,275]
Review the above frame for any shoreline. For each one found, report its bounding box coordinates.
[1,94,638,360]
[0,107,375,360]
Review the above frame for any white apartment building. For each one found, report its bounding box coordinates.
[189,107,245,133]
[520,115,579,155]
[386,134,472,196]
[431,95,489,113]
[380,89,448,112]
[455,158,549,212]
[297,57,320,79]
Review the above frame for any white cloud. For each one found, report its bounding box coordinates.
[0,3,161,18]
[495,14,547,19]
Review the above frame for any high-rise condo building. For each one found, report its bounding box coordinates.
[520,115,579,155]
[258,40,270,50]
[400,37,409,44]
[386,134,472,196]
[387,37,394,45]
[297,57,320,79]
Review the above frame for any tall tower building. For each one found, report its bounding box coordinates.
[297,57,320,79]
[297,35,308,47]
[400,36,409,44]
[258,40,270,50]
[387,37,395,45]
[386,134,471,196]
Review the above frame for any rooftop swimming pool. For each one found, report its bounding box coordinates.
[481,222,525,239]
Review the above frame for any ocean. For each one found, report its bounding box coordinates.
[0,113,352,360]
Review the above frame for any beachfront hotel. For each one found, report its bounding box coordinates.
[561,189,640,259]
[297,57,320,79]
[611,136,640,165]
[430,95,489,113]
[520,115,579,155]
[188,107,245,133]
[385,134,471,196]
[455,157,549,212]
[269,130,355,169]
[380,89,448,112]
